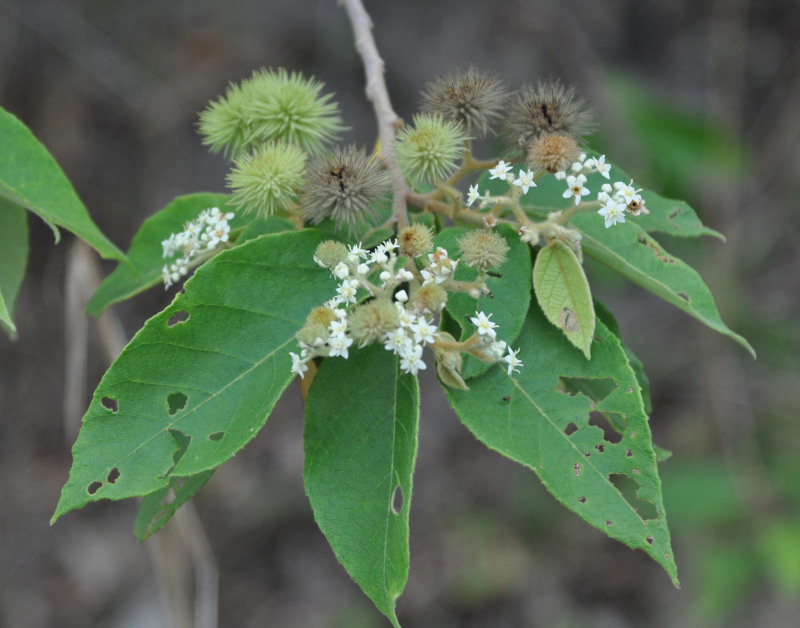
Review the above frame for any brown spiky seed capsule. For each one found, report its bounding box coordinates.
[398,224,434,258]
[299,145,390,232]
[527,132,580,173]
[504,79,595,153]
[457,229,510,271]
[419,65,508,138]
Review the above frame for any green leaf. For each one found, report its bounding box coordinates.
[52,229,337,523]
[305,344,419,628]
[87,194,296,315]
[533,240,595,359]
[593,299,652,415]
[0,106,124,260]
[445,303,679,586]
[0,199,28,336]
[434,223,532,378]
[572,213,754,357]
[134,470,214,541]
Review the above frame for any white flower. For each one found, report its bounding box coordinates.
[328,334,353,359]
[489,160,512,180]
[470,311,498,339]
[466,184,480,207]
[333,262,350,280]
[503,347,523,375]
[410,316,437,345]
[336,279,359,304]
[329,318,348,335]
[162,265,173,289]
[384,327,410,353]
[482,214,498,229]
[598,200,627,228]
[563,174,590,205]
[396,304,417,328]
[399,343,426,375]
[594,155,611,179]
[290,352,309,378]
[613,180,642,204]
[512,169,536,195]
[347,243,368,264]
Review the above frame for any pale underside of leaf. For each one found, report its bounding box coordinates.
[533,240,595,359]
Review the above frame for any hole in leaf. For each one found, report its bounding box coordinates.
[626,449,633,457]
[160,429,193,478]
[87,481,103,495]
[584,451,591,457]
[573,463,582,476]
[560,377,617,403]
[564,422,578,436]
[101,397,118,413]
[668,208,682,220]
[609,474,658,519]
[594,444,605,453]
[578,496,587,504]
[606,520,614,526]
[167,392,188,416]
[677,291,691,302]
[588,412,623,444]
[208,431,224,442]
[646,536,654,545]
[167,310,189,327]
[500,395,511,404]
[107,468,120,484]
[391,485,403,515]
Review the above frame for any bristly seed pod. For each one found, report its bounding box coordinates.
[395,113,469,184]
[457,229,510,272]
[299,145,390,232]
[420,65,508,138]
[226,141,306,217]
[397,223,434,258]
[348,300,400,347]
[527,132,581,173]
[504,79,595,154]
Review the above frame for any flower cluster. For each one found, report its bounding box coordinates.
[289,236,522,384]
[161,207,234,289]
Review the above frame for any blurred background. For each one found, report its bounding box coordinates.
[1,0,799,626]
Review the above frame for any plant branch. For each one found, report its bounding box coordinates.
[340,0,410,229]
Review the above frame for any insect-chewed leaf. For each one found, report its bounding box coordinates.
[572,213,754,357]
[52,229,338,523]
[533,240,595,359]
[444,302,679,587]
[305,344,419,628]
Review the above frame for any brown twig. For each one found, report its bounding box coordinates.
[340,0,410,229]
